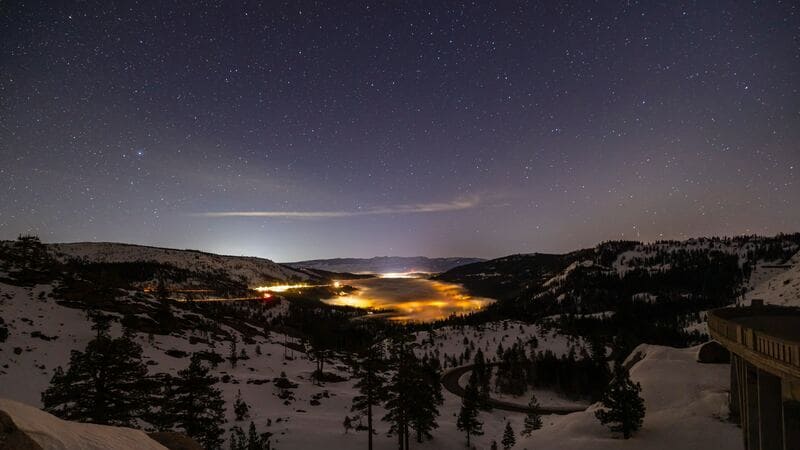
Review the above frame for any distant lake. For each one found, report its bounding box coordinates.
[322,274,494,322]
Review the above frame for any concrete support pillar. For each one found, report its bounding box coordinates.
[730,355,741,423]
[756,369,782,450]
[784,400,800,450]
[745,363,760,450]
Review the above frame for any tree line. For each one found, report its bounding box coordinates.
[348,335,443,450]
[41,313,267,450]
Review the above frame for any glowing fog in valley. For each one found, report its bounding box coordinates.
[322,273,494,322]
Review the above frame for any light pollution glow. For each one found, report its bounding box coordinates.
[254,283,324,293]
[321,273,493,322]
[377,272,427,279]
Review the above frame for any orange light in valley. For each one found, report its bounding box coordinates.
[378,272,426,279]
[322,277,493,322]
[254,283,316,293]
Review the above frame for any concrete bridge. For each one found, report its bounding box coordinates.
[708,302,800,450]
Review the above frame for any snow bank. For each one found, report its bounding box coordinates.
[0,398,167,450]
[515,344,742,450]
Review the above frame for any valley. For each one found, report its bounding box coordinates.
[1,234,800,449]
[321,274,494,322]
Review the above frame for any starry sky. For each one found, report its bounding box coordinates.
[1,1,798,261]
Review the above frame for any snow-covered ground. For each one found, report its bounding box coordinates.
[454,369,590,409]
[411,320,584,368]
[514,344,741,450]
[1,279,744,449]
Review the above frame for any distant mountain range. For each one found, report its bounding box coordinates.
[285,256,485,274]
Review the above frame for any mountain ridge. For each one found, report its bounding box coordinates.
[285,255,485,274]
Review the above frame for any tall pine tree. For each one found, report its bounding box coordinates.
[382,337,415,450]
[594,363,645,439]
[409,356,443,443]
[42,325,153,427]
[456,376,483,448]
[162,354,227,449]
[522,394,543,436]
[351,343,388,450]
[501,422,516,449]
[472,349,492,410]
[234,389,250,421]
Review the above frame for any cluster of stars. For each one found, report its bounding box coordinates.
[0,1,797,260]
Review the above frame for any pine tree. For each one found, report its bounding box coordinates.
[234,389,250,421]
[230,335,239,368]
[42,326,154,426]
[588,337,611,400]
[501,422,516,450]
[230,422,269,450]
[382,338,415,450]
[343,415,354,434]
[246,421,269,450]
[472,349,492,410]
[163,354,227,449]
[522,394,543,436]
[409,356,443,443]
[594,363,646,439]
[155,276,170,301]
[229,425,247,450]
[351,343,387,450]
[456,376,483,448]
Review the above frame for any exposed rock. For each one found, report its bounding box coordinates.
[0,398,167,450]
[697,340,730,364]
[0,410,44,450]
[147,432,203,450]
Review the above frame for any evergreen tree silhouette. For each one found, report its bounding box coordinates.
[42,322,153,426]
[595,363,646,439]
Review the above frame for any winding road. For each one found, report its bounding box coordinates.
[441,363,588,415]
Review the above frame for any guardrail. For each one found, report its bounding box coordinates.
[708,307,800,374]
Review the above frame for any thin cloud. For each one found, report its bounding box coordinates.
[195,197,480,219]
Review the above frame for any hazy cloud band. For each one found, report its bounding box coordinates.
[195,197,479,219]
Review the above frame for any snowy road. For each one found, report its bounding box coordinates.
[440,363,588,414]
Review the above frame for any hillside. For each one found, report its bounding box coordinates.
[0,279,741,450]
[435,252,590,300]
[745,250,800,306]
[440,235,800,309]
[436,234,800,354]
[49,242,317,286]
[0,234,786,449]
[286,256,484,274]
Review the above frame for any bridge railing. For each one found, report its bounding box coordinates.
[754,333,799,368]
[708,307,800,371]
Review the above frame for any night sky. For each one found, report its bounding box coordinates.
[1,1,798,261]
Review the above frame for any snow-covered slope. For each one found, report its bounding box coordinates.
[0,278,744,450]
[0,237,755,449]
[611,236,799,275]
[0,397,168,450]
[514,344,741,450]
[49,242,315,286]
[745,250,800,306]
